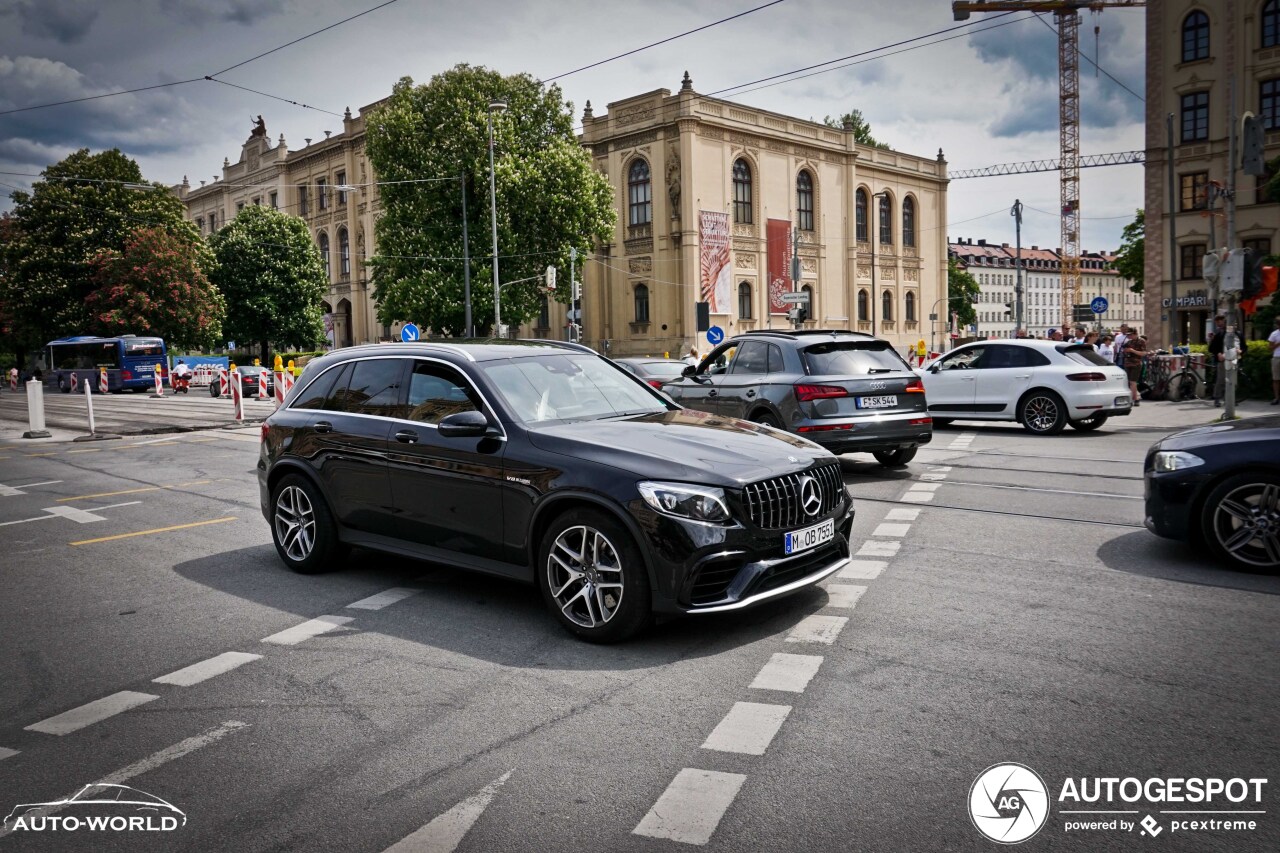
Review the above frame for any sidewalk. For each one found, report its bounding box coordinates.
[1113,396,1276,432]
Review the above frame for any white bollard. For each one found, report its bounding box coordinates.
[23,379,51,439]
[84,372,96,435]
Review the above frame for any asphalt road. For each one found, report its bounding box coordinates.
[0,410,1276,852]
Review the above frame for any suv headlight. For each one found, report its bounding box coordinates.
[1152,450,1205,472]
[638,481,731,523]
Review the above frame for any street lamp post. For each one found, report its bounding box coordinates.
[487,99,507,338]
[870,192,888,337]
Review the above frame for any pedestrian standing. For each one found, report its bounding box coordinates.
[1207,315,1226,406]
[1097,335,1115,362]
[1113,325,1130,368]
[1269,316,1280,405]
[1122,333,1148,405]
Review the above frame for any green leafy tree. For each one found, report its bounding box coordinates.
[209,205,326,363]
[1109,208,1144,293]
[0,149,196,353]
[822,109,889,149]
[366,65,616,336]
[947,257,980,328]
[85,227,225,350]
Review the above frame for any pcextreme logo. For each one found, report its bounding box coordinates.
[3,783,186,833]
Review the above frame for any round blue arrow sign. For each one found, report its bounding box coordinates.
[401,323,420,342]
[706,325,725,346]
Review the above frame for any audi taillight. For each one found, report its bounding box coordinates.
[1066,372,1107,381]
[648,379,664,389]
[795,384,848,402]
[260,424,270,442]
[905,378,925,393]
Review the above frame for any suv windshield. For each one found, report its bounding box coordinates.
[1059,345,1112,367]
[802,341,911,375]
[481,353,671,424]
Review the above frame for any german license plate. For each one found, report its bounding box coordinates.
[784,518,835,555]
[856,395,898,409]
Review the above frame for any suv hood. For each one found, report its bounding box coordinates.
[526,409,833,485]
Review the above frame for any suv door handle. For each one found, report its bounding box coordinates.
[313,420,333,434]
[745,390,757,398]
[394,429,418,444]
[708,390,718,397]
[1014,374,1030,379]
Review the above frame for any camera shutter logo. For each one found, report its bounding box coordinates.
[968,763,1049,844]
[799,475,822,517]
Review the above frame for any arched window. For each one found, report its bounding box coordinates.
[855,189,868,242]
[857,289,869,321]
[318,232,331,280]
[738,281,753,319]
[796,170,814,231]
[338,228,350,277]
[634,283,650,323]
[1182,11,1209,62]
[628,159,652,226]
[882,289,894,322]
[801,285,814,320]
[902,197,916,247]
[905,291,916,322]
[539,296,549,329]
[878,194,892,245]
[1266,0,1280,48]
[732,159,753,224]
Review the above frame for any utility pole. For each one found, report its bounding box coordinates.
[461,175,471,338]
[1224,78,1240,420]
[570,246,580,342]
[791,224,803,329]
[1167,113,1179,349]
[1011,199,1024,335]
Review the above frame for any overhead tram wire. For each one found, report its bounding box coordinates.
[207,0,402,77]
[204,79,344,117]
[1031,11,1143,102]
[0,78,204,117]
[539,0,786,83]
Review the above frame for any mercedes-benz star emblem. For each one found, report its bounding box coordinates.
[799,475,822,517]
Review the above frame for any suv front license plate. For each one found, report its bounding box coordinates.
[856,395,898,409]
[784,518,835,555]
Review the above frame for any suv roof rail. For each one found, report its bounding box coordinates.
[518,338,597,354]
[738,329,874,339]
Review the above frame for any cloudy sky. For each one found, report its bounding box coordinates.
[0,0,1146,250]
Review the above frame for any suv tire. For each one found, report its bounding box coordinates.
[537,509,652,643]
[1068,413,1107,432]
[873,447,917,467]
[1020,390,1067,435]
[270,474,345,574]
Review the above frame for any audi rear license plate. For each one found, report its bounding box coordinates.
[855,395,898,409]
[784,518,835,555]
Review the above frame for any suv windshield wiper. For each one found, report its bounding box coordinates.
[597,410,660,420]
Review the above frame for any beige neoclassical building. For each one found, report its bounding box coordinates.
[176,75,950,354]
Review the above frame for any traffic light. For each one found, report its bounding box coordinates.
[1004,301,1013,317]
[787,305,808,323]
[1243,114,1267,176]
[1243,248,1266,298]
[696,301,710,332]
[1071,304,1094,323]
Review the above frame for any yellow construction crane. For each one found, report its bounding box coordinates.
[952,0,1144,327]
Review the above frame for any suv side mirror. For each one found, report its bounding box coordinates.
[681,365,696,377]
[928,363,941,374]
[438,410,491,438]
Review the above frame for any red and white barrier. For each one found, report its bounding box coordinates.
[274,370,285,407]
[218,366,229,397]
[230,369,244,421]
[70,372,79,393]
[282,370,295,398]
[7,370,16,392]
[151,365,164,398]
[99,368,108,394]
[257,372,269,401]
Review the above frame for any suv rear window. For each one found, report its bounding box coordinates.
[802,341,912,375]
[1059,345,1112,367]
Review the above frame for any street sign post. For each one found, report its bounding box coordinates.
[779,292,810,304]
[706,325,724,346]
[400,323,420,343]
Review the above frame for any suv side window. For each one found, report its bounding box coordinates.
[766,344,785,374]
[343,359,405,417]
[938,346,985,371]
[292,364,343,411]
[729,341,769,374]
[405,361,480,425]
[703,343,735,375]
[978,345,1025,369]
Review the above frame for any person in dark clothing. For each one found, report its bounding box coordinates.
[1207,315,1226,406]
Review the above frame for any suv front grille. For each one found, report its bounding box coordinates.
[740,463,844,529]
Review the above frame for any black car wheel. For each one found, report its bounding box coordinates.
[1201,473,1280,571]
[931,417,953,428]
[1069,413,1108,432]
[1020,391,1067,435]
[873,447,917,467]
[209,383,221,398]
[538,509,651,643]
[271,475,344,574]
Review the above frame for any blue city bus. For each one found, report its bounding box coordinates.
[45,335,168,392]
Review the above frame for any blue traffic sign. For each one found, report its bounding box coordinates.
[706,325,725,346]
[401,323,420,342]
[1090,296,1109,315]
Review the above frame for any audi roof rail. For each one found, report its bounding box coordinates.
[738,329,875,338]
[517,338,598,354]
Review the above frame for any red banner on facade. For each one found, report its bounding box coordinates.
[767,219,792,315]
[699,210,731,313]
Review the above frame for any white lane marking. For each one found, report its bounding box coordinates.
[633,768,747,845]
[856,540,900,557]
[837,560,886,579]
[919,473,948,481]
[786,614,848,644]
[0,747,18,761]
[0,501,143,527]
[749,653,823,693]
[25,691,159,736]
[0,721,249,840]
[884,508,920,521]
[871,523,910,538]
[381,769,513,853]
[153,652,262,687]
[701,702,791,756]
[907,483,940,492]
[261,615,354,645]
[0,480,62,496]
[824,584,867,609]
[927,466,953,472]
[902,492,935,503]
[347,587,424,611]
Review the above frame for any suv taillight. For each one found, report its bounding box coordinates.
[1066,372,1107,381]
[261,423,270,442]
[905,378,925,393]
[795,384,848,402]
[647,379,664,389]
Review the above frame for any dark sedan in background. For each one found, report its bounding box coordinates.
[613,357,689,390]
[210,364,275,398]
[1145,415,1280,571]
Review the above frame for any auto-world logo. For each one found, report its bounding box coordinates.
[3,783,186,833]
[969,763,1050,844]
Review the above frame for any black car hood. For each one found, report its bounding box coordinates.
[526,409,833,485]
[1156,414,1280,452]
